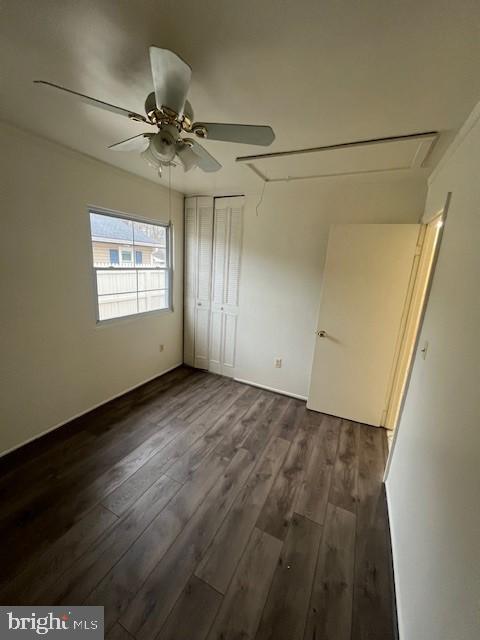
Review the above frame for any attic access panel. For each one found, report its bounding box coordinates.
[237,132,437,182]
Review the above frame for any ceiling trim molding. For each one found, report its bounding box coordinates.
[235,131,438,163]
[239,131,437,184]
[244,165,419,184]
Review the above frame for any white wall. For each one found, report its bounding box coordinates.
[0,122,184,455]
[234,175,427,397]
[386,104,480,639]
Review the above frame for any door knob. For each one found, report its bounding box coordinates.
[198,302,202,306]
[316,330,326,337]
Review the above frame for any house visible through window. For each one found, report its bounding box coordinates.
[89,210,171,321]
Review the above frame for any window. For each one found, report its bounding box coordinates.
[89,209,172,321]
[120,249,133,264]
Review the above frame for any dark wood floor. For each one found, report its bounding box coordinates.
[0,366,395,640]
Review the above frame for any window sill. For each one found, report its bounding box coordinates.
[95,306,174,328]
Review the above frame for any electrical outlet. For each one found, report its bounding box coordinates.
[159,344,164,353]
[274,358,282,368]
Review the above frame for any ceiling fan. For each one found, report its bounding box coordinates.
[34,47,275,176]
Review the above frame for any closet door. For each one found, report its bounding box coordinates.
[209,203,228,374]
[183,196,214,369]
[183,197,197,366]
[193,197,214,369]
[209,196,244,377]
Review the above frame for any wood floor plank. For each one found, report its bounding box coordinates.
[276,399,307,442]
[329,419,360,514]
[99,419,189,516]
[166,375,230,423]
[0,504,118,601]
[196,436,289,593]
[101,382,250,517]
[255,408,310,540]
[158,576,222,640]
[254,514,322,640]
[34,473,181,605]
[83,451,230,631]
[207,528,282,640]
[106,623,135,640]
[214,392,275,459]
[241,395,291,457]
[294,414,339,525]
[352,426,394,640]
[304,503,356,640]
[166,385,260,483]
[119,448,256,640]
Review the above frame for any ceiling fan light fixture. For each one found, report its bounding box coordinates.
[150,129,176,163]
[141,144,162,170]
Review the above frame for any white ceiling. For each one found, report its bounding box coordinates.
[1,0,479,195]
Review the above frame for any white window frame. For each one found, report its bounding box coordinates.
[88,206,173,324]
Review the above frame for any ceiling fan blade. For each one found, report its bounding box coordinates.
[192,122,275,146]
[149,47,191,115]
[109,133,153,152]
[188,139,222,172]
[175,141,199,172]
[34,81,149,123]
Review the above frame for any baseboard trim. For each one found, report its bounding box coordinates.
[0,362,183,460]
[233,377,308,401]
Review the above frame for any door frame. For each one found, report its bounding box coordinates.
[384,192,451,480]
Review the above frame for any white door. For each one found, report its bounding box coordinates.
[307,224,420,426]
[194,197,214,369]
[183,196,214,369]
[183,197,197,366]
[209,197,244,377]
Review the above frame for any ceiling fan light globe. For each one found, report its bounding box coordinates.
[150,130,176,163]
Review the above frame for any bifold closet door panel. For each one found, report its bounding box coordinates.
[209,196,244,376]
[183,197,197,366]
[222,312,238,372]
[225,202,243,308]
[194,197,214,369]
[208,310,224,374]
[209,204,228,374]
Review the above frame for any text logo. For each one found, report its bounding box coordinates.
[0,607,104,639]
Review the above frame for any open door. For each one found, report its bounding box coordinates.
[307,224,420,426]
